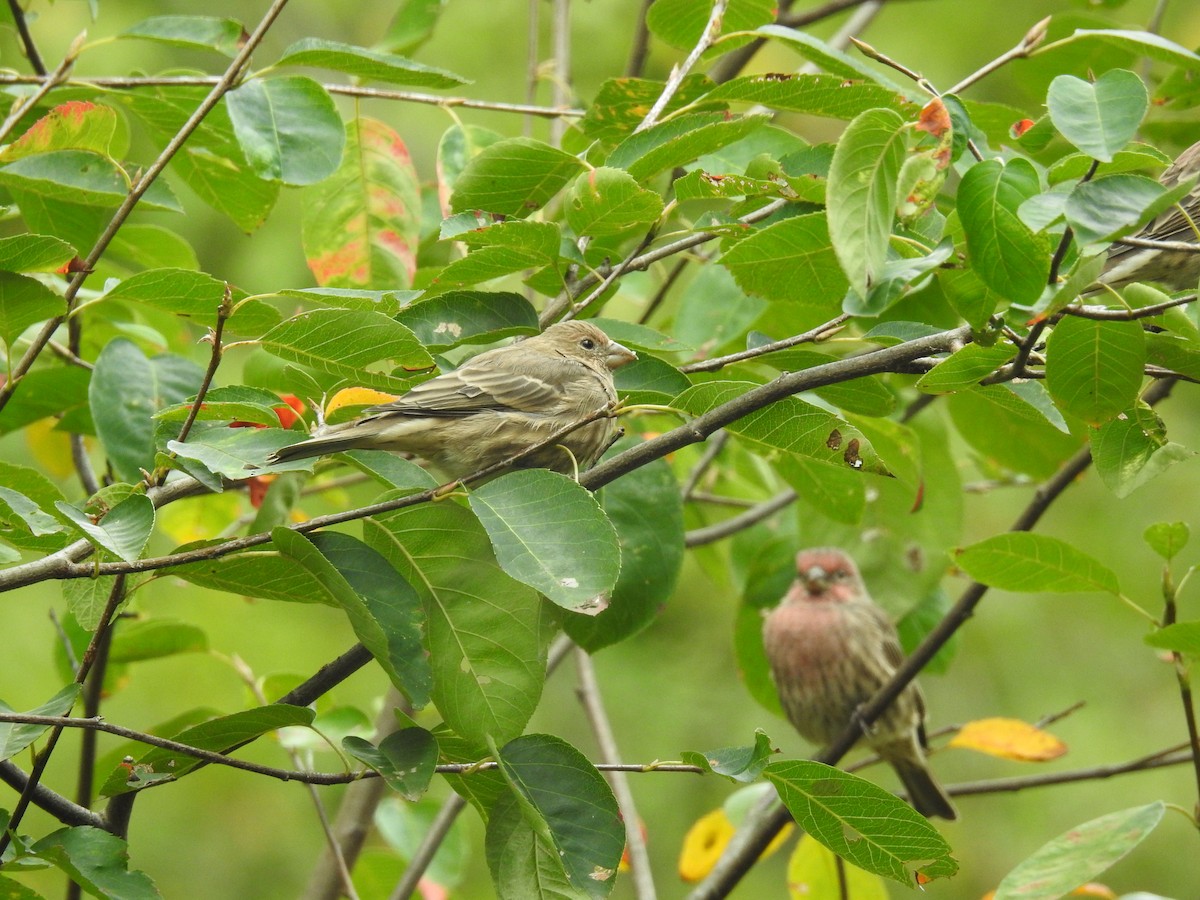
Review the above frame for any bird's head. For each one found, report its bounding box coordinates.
[791,547,863,603]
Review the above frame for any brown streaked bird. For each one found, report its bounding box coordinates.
[266,321,636,479]
[1101,139,1200,291]
[762,547,957,820]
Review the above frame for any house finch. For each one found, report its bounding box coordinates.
[1100,139,1200,290]
[762,548,957,820]
[266,321,636,478]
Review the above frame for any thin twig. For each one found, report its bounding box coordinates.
[0,575,126,855]
[625,0,656,78]
[576,648,657,900]
[636,0,729,132]
[550,0,571,148]
[945,16,1050,95]
[680,431,729,499]
[1061,296,1196,320]
[680,315,849,374]
[685,491,798,547]
[5,0,46,74]
[172,287,233,451]
[0,73,587,119]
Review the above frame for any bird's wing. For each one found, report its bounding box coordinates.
[366,358,565,418]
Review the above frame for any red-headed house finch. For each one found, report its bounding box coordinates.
[762,547,957,820]
[1100,139,1200,291]
[266,321,636,479]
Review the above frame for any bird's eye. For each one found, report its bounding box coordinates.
[580,338,596,350]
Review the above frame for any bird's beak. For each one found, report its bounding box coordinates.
[607,340,637,369]
[801,565,829,592]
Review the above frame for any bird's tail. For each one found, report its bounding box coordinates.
[265,430,364,465]
[888,753,957,820]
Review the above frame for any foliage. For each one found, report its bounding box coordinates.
[1,0,1199,898]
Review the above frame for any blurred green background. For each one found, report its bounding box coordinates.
[4,0,1200,897]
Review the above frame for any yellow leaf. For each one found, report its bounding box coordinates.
[679,809,735,883]
[324,387,396,418]
[787,834,888,900]
[949,717,1067,761]
[678,806,793,882]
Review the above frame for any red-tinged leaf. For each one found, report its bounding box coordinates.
[0,101,118,162]
[303,117,420,288]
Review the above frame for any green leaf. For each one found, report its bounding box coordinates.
[827,108,906,299]
[1063,173,1165,248]
[343,728,438,800]
[1045,316,1145,426]
[493,733,624,898]
[567,436,684,650]
[1143,521,1189,560]
[120,15,244,55]
[646,0,775,50]
[1046,69,1148,162]
[469,470,621,612]
[256,308,433,389]
[100,705,315,796]
[705,73,915,120]
[1145,622,1200,657]
[994,803,1164,900]
[953,532,1120,594]
[0,269,65,351]
[108,619,208,664]
[278,37,467,88]
[679,730,774,783]
[429,220,561,293]
[31,827,161,900]
[0,685,81,762]
[55,494,154,563]
[302,117,420,289]
[121,83,279,230]
[486,793,589,900]
[946,384,1082,478]
[958,158,1050,305]
[170,539,337,606]
[1035,29,1200,71]
[916,342,1016,393]
[0,462,69,552]
[764,759,957,885]
[1092,403,1193,498]
[303,530,432,707]
[607,112,768,181]
[719,212,848,310]
[752,26,904,86]
[100,267,228,323]
[226,76,345,185]
[395,291,538,349]
[0,150,180,211]
[88,339,204,483]
[449,137,584,217]
[0,233,76,272]
[564,167,664,236]
[364,503,550,750]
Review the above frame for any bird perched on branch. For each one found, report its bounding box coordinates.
[1100,139,1200,291]
[762,547,957,820]
[266,320,637,479]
